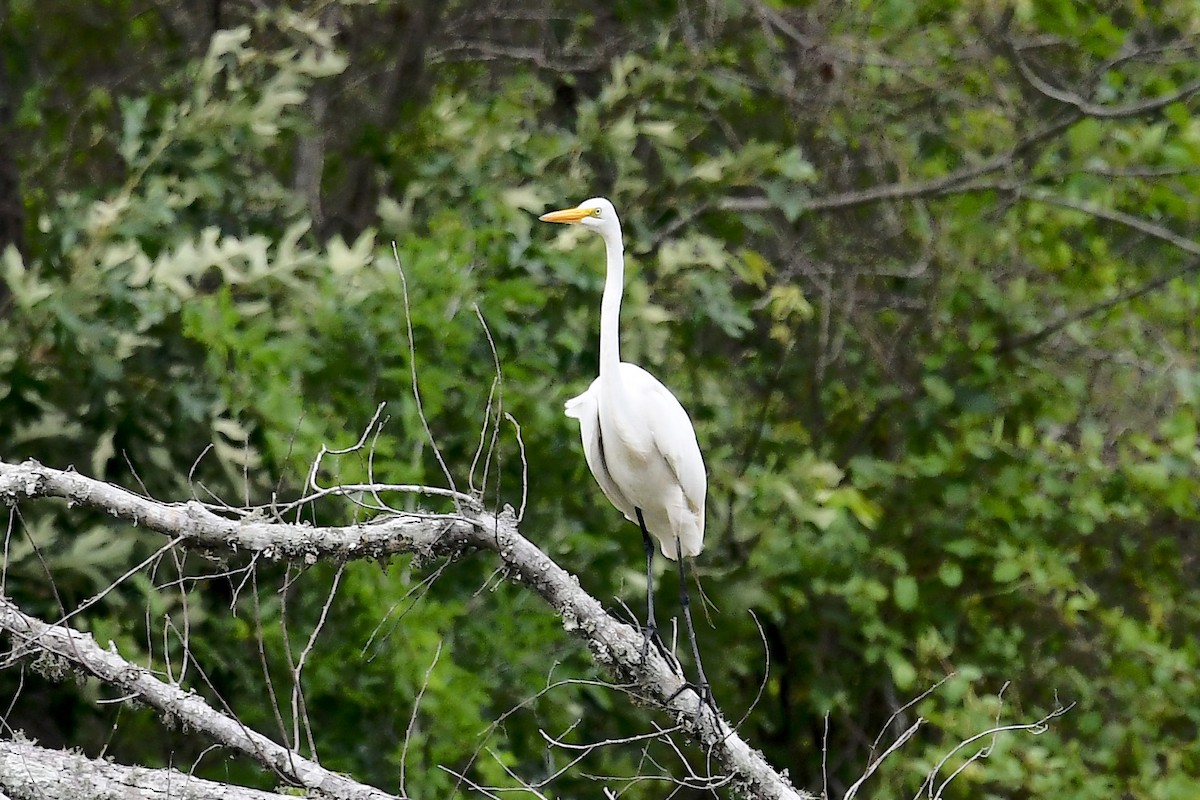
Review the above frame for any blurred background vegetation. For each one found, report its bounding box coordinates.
[1,0,1198,797]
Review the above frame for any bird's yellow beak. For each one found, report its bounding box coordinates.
[539,205,591,224]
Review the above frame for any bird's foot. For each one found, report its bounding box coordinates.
[667,678,718,717]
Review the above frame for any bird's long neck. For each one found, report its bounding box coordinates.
[598,230,625,379]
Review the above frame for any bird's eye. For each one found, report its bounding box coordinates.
[591,208,602,217]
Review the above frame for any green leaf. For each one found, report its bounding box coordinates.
[992,560,1022,584]
[938,561,963,588]
[922,375,955,406]
[886,652,917,690]
[893,575,919,610]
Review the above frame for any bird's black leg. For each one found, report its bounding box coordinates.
[673,535,715,712]
[635,509,674,670]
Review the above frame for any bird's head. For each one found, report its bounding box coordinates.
[539,197,621,240]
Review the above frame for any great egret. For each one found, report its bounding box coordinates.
[540,197,710,697]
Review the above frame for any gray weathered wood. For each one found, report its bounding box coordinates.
[0,738,294,800]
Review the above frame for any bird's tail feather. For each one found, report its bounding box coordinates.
[563,390,592,420]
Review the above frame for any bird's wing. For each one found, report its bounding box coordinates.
[565,380,637,522]
[621,364,707,517]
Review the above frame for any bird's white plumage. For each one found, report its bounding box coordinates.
[546,197,707,561]
[564,365,706,558]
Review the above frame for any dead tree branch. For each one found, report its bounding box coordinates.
[0,595,400,800]
[0,458,810,800]
[1007,43,1200,119]
[0,737,291,800]
[718,113,1080,216]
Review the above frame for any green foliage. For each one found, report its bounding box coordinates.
[3,1,1200,797]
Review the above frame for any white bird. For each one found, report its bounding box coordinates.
[540,197,710,693]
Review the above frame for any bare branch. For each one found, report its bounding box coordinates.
[843,719,924,800]
[400,638,442,796]
[504,412,529,522]
[1008,45,1200,119]
[289,563,345,757]
[870,674,954,757]
[718,115,1080,216]
[0,459,477,562]
[1001,255,1200,353]
[1025,190,1200,258]
[914,700,1075,800]
[303,401,473,511]
[0,737,291,800]
[392,243,462,507]
[0,458,812,800]
[0,594,402,800]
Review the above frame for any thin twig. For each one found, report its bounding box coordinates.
[391,243,461,508]
[915,701,1074,800]
[400,638,442,796]
[290,563,345,759]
